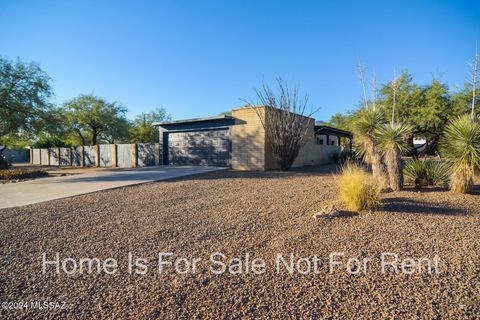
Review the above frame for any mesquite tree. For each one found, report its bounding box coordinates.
[62,95,128,145]
[0,57,53,169]
[244,79,317,170]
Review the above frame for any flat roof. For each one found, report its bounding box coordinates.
[315,125,352,137]
[153,115,233,126]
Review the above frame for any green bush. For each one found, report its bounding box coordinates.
[403,159,450,187]
[0,169,48,180]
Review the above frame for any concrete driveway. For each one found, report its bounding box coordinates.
[0,166,225,209]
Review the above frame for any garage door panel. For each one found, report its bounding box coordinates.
[168,129,231,166]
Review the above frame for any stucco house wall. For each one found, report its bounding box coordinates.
[232,107,341,170]
[291,119,340,168]
[231,107,266,170]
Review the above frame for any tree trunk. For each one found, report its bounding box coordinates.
[366,138,388,187]
[385,148,403,191]
[0,144,8,170]
[74,129,86,146]
[92,130,97,145]
[450,163,474,193]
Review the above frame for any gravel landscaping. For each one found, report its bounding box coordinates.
[1,165,479,319]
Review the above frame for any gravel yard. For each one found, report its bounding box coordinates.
[1,165,479,319]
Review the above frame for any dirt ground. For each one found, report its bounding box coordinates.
[1,165,479,319]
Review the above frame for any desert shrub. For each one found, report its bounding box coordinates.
[404,159,450,187]
[337,163,382,212]
[0,169,48,180]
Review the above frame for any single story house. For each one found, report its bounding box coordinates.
[154,106,352,171]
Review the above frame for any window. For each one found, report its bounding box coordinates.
[316,135,324,145]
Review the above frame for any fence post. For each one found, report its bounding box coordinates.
[155,143,160,166]
[57,147,61,166]
[95,145,100,167]
[112,144,118,167]
[158,127,165,165]
[30,148,33,164]
[47,148,51,166]
[132,143,138,167]
[81,146,85,167]
[69,147,73,166]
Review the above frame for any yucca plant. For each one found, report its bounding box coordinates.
[352,105,388,187]
[374,123,413,191]
[404,159,450,187]
[404,159,427,186]
[425,160,451,187]
[439,114,480,193]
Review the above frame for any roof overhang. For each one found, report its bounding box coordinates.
[153,115,234,126]
[154,115,236,132]
[314,125,352,138]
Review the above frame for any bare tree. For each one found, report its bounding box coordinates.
[243,78,318,171]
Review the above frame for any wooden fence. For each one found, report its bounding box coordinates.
[30,143,161,168]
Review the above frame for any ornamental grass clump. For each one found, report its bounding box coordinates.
[403,159,450,187]
[439,114,480,193]
[337,163,382,212]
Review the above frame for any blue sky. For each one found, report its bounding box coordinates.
[0,0,479,121]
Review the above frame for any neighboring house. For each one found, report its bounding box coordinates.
[153,106,352,171]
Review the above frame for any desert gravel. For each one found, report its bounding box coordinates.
[1,165,479,319]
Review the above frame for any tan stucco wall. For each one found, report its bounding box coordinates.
[291,118,340,167]
[231,107,266,170]
[231,107,340,170]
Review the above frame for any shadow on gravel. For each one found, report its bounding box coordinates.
[402,186,449,193]
[404,185,480,195]
[469,185,480,195]
[382,197,466,216]
[176,164,341,182]
[337,211,359,218]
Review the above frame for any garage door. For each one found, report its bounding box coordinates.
[166,129,231,167]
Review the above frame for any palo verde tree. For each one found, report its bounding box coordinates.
[244,78,317,171]
[62,94,128,145]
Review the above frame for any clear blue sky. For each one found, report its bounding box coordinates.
[1,0,479,121]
